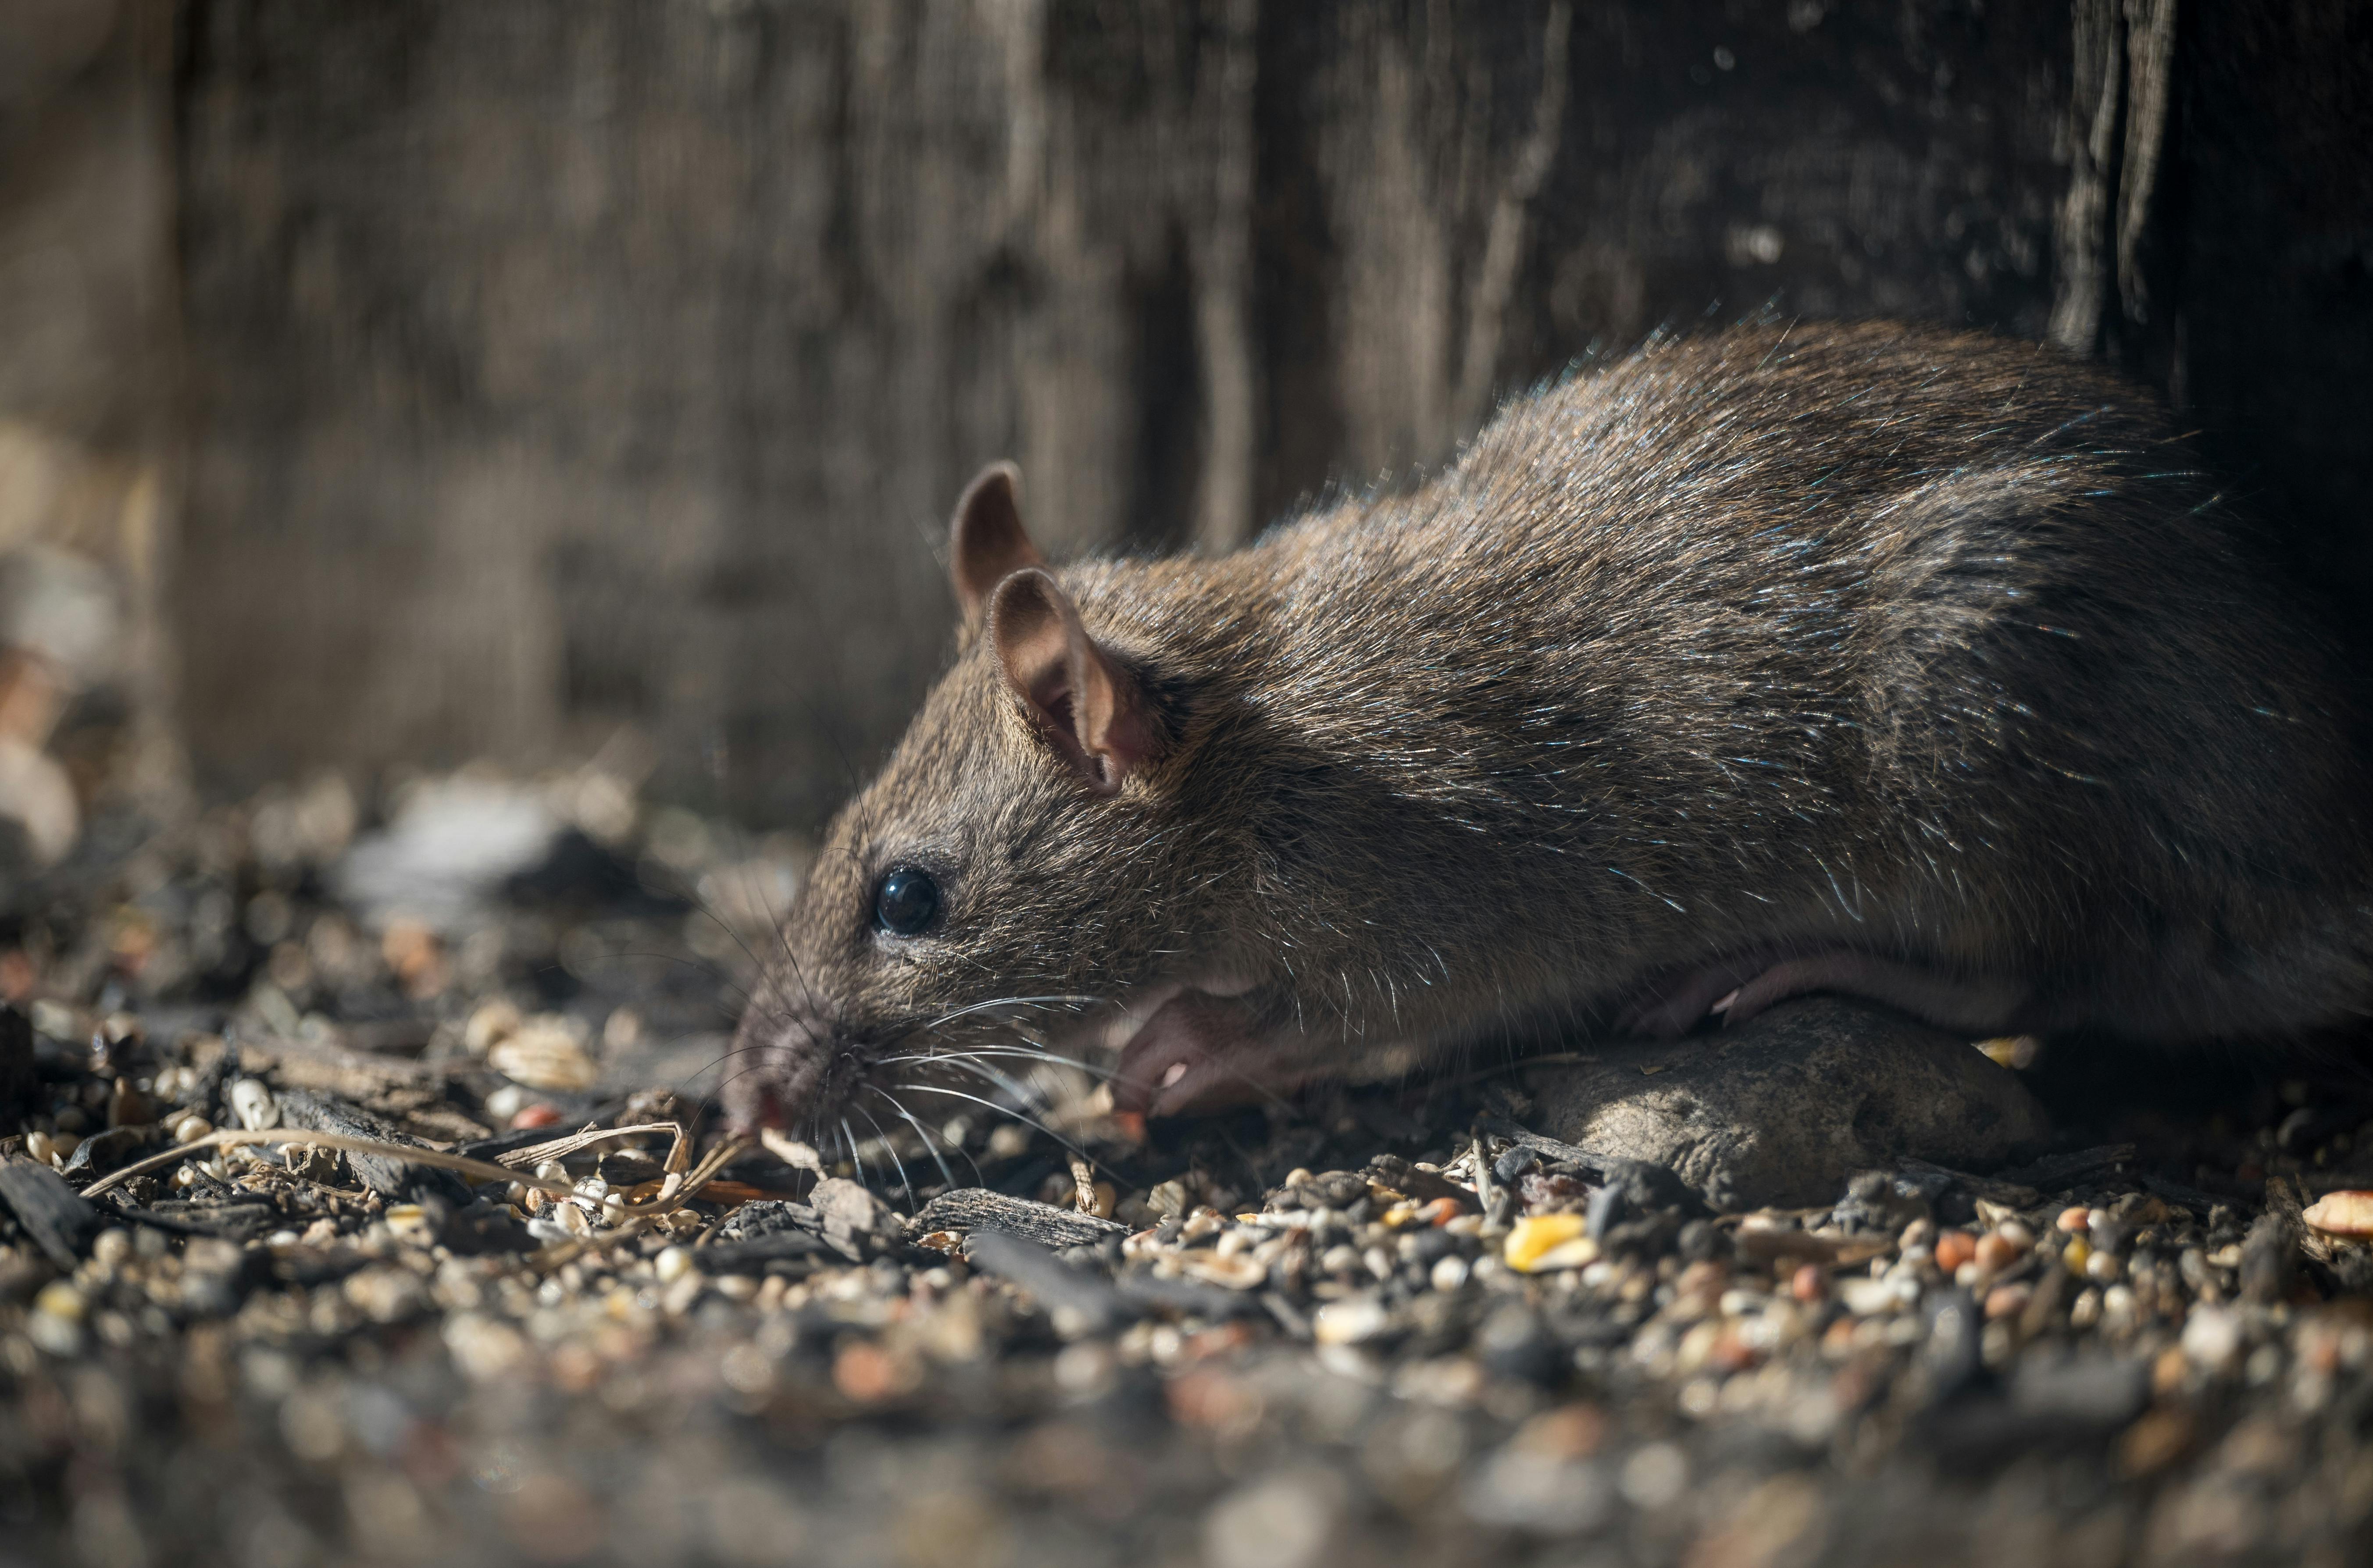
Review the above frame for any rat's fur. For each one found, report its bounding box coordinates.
[727,321,2373,1139]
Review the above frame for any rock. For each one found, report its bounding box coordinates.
[1527,998,2051,1212]
[810,1176,896,1243]
[485,1017,599,1092]
[0,1156,98,1268]
[0,1006,36,1126]
[333,775,561,931]
[963,1230,1123,1335]
[1310,1296,1388,1346]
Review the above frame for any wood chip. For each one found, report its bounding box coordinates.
[0,1157,99,1268]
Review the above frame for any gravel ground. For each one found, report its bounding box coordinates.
[2,772,2372,1568]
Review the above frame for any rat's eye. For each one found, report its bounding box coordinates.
[872,866,941,937]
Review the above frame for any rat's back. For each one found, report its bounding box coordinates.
[1194,322,2373,1045]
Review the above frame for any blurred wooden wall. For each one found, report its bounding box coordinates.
[128,0,2373,824]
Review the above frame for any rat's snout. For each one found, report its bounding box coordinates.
[721,1001,843,1135]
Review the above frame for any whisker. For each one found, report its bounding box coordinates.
[841,1117,871,1193]
[853,1099,914,1208]
[876,1044,1123,1083]
[924,994,1103,1030]
[887,1080,1103,1170]
[870,1085,963,1191]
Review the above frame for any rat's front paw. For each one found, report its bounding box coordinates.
[1110,992,1328,1118]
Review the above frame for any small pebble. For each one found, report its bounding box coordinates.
[1973,1233,2022,1273]
[1982,1283,2032,1320]
[1932,1231,1976,1272]
[488,1018,599,1091]
[1181,1251,1269,1291]
[1312,1297,1389,1346]
[2056,1206,2090,1233]
[1789,1264,1826,1304]
[2183,1304,2243,1372]
[655,1247,693,1284]
[1837,1279,1897,1316]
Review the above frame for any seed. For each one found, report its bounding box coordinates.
[33,1281,84,1321]
[2302,1190,2373,1237]
[1181,1252,1269,1291]
[385,1205,438,1246]
[1503,1214,1598,1273]
[174,1115,214,1144]
[230,1078,278,1132]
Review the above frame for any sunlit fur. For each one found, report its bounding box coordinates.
[728,321,2373,1139]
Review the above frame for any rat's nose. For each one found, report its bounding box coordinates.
[720,1007,831,1133]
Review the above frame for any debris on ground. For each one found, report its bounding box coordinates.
[1,776,2370,1567]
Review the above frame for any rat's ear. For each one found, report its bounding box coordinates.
[988,568,1160,797]
[950,462,1044,633]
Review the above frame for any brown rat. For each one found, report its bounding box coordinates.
[724,321,2373,1147]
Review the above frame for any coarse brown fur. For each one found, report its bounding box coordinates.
[726,321,2373,1143]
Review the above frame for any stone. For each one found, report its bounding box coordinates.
[1526,999,2050,1213]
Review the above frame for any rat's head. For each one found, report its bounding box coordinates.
[725,463,1231,1140]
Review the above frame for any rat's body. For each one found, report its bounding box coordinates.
[729,322,2373,1138]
